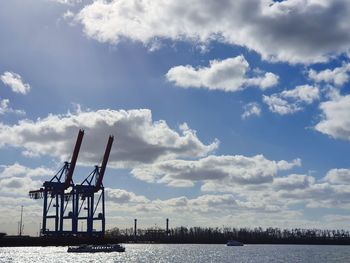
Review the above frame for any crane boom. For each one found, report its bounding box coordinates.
[64,129,84,189]
[95,135,114,192]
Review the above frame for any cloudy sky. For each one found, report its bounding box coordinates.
[1,0,350,235]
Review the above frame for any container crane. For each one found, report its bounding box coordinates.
[29,129,84,236]
[74,135,114,237]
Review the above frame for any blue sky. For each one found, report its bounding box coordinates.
[1,0,350,235]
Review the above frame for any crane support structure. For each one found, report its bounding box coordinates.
[29,129,84,236]
[74,135,114,237]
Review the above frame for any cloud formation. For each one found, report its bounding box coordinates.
[131,154,301,187]
[309,63,350,86]
[0,72,31,94]
[315,93,350,140]
[0,164,45,196]
[0,109,218,167]
[202,168,350,211]
[75,0,350,64]
[242,102,261,119]
[104,165,350,230]
[0,177,40,195]
[51,0,81,5]
[263,85,319,115]
[324,169,350,185]
[166,56,278,91]
[1,163,350,234]
[0,163,53,178]
[105,188,285,221]
[106,188,149,204]
[0,99,25,116]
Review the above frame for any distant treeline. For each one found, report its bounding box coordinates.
[106,226,350,245]
[1,227,350,246]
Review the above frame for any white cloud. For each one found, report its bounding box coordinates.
[0,174,41,196]
[74,0,350,64]
[0,160,347,234]
[277,181,350,209]
[106,188,149,204]
[0,163,53,178]
[263,85,319,115]
[201,167,350,211]
[105,188,294,223]
[273,174,315,191]
[63,10,75,20]
[315,93,350,140]
[324,169,350,184]
[100,166,350,229]
[277,158,302,170]
[50,0,81,5]
[242,102,261,119]
[102,163,350,228]
[166,56,278,91]
[131,154,301,187]
[281,85,320,104]
[0,98,25,116]
[263,94,302,115]
[0,108,218,167]
[3,166,350,234]
[0,72,30,94]
[309,63,350,86]
[246,72,280,90]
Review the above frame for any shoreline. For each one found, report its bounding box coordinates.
[1,236,350,247]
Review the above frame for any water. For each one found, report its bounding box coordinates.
[0,244,350,263]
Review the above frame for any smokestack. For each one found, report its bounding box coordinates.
[166,218,169,235]
[134,219,137,236]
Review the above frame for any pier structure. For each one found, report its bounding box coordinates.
[74,135,114,237]
[29,130,114,237]
[29,130,84,236]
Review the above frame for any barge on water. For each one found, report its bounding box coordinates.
[67,244,125,253]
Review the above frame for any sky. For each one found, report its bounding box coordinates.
[0,0,350,236]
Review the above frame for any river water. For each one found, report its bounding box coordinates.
[0,244,349,262]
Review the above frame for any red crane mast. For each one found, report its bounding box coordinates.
[64,129,84,189]
[95,135,114,192]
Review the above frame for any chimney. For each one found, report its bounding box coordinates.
[134,219,137,236]
[166,218,169,234]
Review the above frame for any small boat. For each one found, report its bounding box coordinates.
[67,244,125,253]
[226,240,244,246]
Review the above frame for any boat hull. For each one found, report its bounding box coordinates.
[67,244,125,253]
[226,240,244,246]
